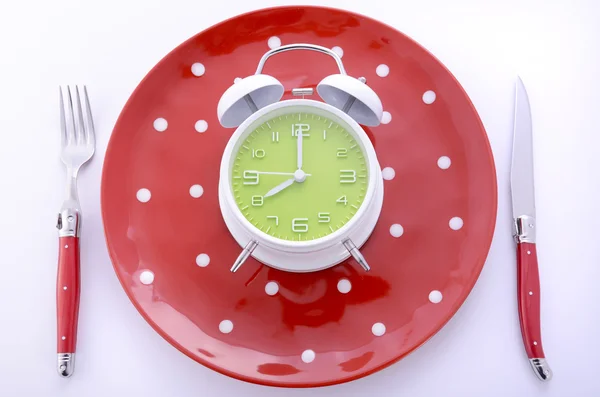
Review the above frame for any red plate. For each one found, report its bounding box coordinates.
[101,6,497,388]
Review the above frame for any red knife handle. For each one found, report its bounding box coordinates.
[56,236,80,374]
[517,242,552,380]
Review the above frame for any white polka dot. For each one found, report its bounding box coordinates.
[196,253,210,267]
[64,245,68,249]
[194,120,208,133]
[389,224,404,238]
[191,63,205,77]
[136,188,151,203]
[376,64,390,77]
[372,322,386,336]
[527,250,531,255]
[301,349,315,363]
[62,336,66,340]
[139,270,154,285]
[382,167,395,180]
[332,46,344,58]
[437,156,451,169]
[153,118,168,132]
[234,77,242,84]
[533,341,538,346]
[268,36,281,49]
[63,286,67,290]
[449,217,463,230]
[265,281,279,296]
[381,111,392,124]
[529,291,533,296]
[219,320,233,334]
[189,184,204,198]
[429,290,443,303]
[337,279,352,294]
[423,90,436,104]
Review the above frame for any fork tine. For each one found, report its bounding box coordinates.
[59,87,67,147]
[83,86,95,146]
[65,87,76,144]
[74,86,86,144]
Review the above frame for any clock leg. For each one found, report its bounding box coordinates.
[230,240,258,273]
[342,239,370,271]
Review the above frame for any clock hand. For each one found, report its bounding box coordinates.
[248,171,312,176]
[263,178,295,198]
[297,125,303,170]
[263,170,308,198]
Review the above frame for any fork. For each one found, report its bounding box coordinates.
[56,86,95,377]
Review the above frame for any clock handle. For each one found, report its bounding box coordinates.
[255,43,346,75]
[231,240,258,273]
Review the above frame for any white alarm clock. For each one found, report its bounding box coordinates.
[217,43,384,273]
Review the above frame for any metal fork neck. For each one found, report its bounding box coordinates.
[58,167,82,237]
[61,167,80,207]
[57,208,80,237]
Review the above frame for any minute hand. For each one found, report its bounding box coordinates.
[250,171,311,176]
[297,126,303,169]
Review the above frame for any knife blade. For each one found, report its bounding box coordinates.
[510,77,552,381]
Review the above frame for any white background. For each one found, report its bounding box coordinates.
[0,0,598,395]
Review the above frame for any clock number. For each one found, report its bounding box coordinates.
[292,218,309,233]
[336,195,348,206]
[340,170,356,184]
[291,124,310,137]
[272,131,279,142]
[318,212,331,223]
[251,195,263,206]
[266,215,279,226]
[323,130,327,140]
[252,149,266,158]
[243,170,259,185]
[337,148,348,158]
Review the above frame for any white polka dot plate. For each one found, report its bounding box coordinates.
[101,5,497,388]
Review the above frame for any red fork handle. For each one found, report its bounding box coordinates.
[517,242,552,381]
[56,236,80,377]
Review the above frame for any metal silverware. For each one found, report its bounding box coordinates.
[56,86,95,377]
[510,77,552,381]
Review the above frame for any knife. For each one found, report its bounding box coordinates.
[510,77,552,381]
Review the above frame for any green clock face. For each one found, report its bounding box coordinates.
[231,109,369,241]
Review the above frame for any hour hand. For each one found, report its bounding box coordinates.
[263,178,295,198]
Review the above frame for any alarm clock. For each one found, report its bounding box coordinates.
[217,43,384,273]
